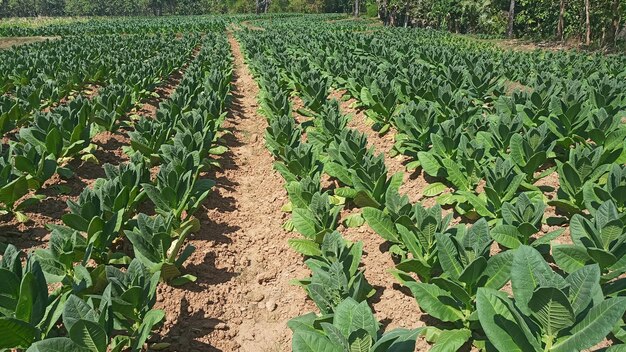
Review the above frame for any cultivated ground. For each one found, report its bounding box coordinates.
[2,16,624,352]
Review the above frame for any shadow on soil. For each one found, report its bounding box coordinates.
[160,298,226,352]
[157,63,256,350]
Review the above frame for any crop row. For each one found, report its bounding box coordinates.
[0,17,227,37]
[0,14,313,37]
[237,31,423,352]
[0,33,233,352]
[0,34,204,134]
[238,19,626,352]
[0,33,203,223]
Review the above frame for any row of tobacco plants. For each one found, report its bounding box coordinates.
[239,17,626,352]
[0,32,204,221]
[238,31,422,352]
[0,27,233,352]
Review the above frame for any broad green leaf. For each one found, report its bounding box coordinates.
[344,213,365,228]
[404,282,464,323]
[435,233,462,280]
[511,245,563,315]
[442,159,469,191]
[348,329,372,352]
[287,313,319,333]
[422,183,447,197]
[490,225,522,249]
[418,152,440,177]
[362,207,399,243]
[333,298,378,340]
[69,319,108,352]
[527,287,574,336]
[565,264,601,315]
[288,239,322,257]
[63,295,97,332]
[15,272,35,323]
[395,259,431,282]
[321,323,350,350]
[476,288,541,352]
[292,331,342,352]
[292,208,318,239]
[552,297,626,352]
[371,328,421,352]
[552,244,592,273]
[429,328,471,352]
[458,257,487,286]
[26,337,91,352]
[131,309,164,351]
[431,277,472,305]
[482,251,514,290]
[588,247,618,269]
[0,317,38,349]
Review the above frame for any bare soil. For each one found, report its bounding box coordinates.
[339,211,427,330]
[462,34,584,53]
[153,32,312,352]
[0,36,58,50]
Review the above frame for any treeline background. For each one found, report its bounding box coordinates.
[0,0,624,47]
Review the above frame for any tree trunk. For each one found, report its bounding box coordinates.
[403,2,409,27]
[380,0,388,25]
[255,0,260,14]
[354,0,359,17]
[507,0,516,38]
[557,0,566,41]
[608,0,621,46]
[585,0,591,45]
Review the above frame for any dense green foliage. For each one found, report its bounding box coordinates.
[0,18,233,351]
[0,0,350,17]
[237,16,626,351]
[1,13,626,352]
[1,0,624,47]
[382,0,624,43]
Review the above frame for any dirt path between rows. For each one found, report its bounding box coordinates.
[0,36,59,50]
[154,32,312,352]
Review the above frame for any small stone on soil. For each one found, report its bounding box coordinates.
[246,291,265,302]
[265,298,277,312]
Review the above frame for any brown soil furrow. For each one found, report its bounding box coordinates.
[154,32,311,352]
[0,36,59,50]
[339,212,427,334]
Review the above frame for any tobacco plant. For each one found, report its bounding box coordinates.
[477,246,626,352]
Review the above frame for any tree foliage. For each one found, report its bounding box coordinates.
[0,0,623,47]
[380,0,625,47]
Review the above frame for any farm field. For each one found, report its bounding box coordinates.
[1,13,626,352]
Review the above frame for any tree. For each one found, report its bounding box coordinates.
[556,0,566,41]
[507,0,515,38]
[584,0,590,45]
[149,0,163,15]
[608,0,620,46]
